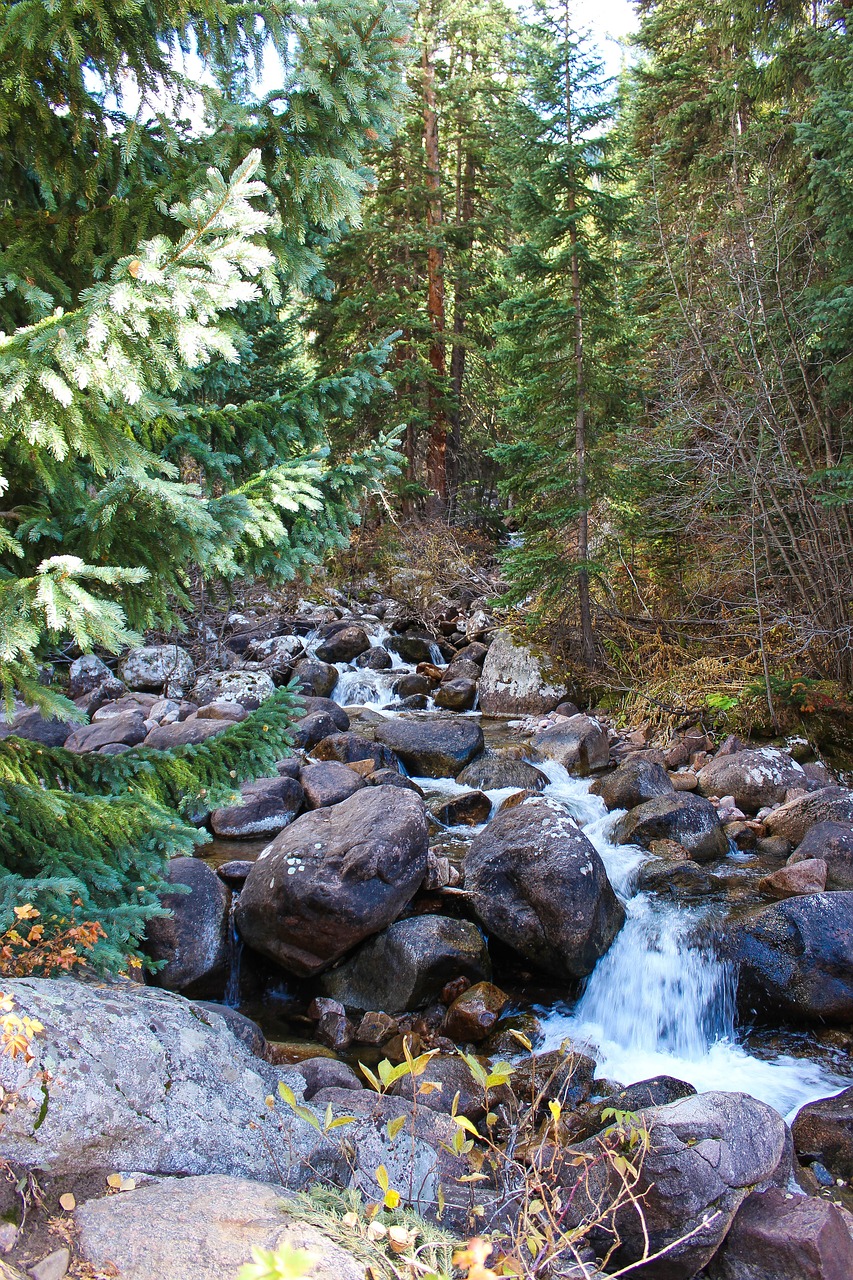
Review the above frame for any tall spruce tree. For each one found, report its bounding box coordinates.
[0,0,409,968]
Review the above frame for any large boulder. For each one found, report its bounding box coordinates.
[68,653,113,698]
[373,717,484,778]
[192,670,275,710]
[706,1186,853,1280]
[311,731,400,772]
[478,629,566,716]
[291,658,339,699]
[726,892,853,1021]
[143,717,231,749]
[788,821,853,890]
[434,677,477,711]
[614,792,728,862]
[594,757,674,811]
[145,858,230,995]
[697,747,808,814]
[0,706,74,746]
[210,776,304,838]
[792,1086,853,1180]
[65,710,148,753]
[530,714,609,775]
[235,786,429,976]
[457,751,548,792]
[563,1090,791,1280]
[763,786,853,847]
[319,914,491,1014]
[315,624,371,664]
[120,645,195,698]
[463,797,624,980]
[75,1175,366,1280]
[299,761,366,809]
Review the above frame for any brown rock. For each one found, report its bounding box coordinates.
[443,982,509,1042]
[354,1011,400,1045]
[758,859,827,899]
[706,1186,853,1280]
[670,771,699,791]
[299,761,366,809]
[64,711,147,753]
[792,1086,853,1180]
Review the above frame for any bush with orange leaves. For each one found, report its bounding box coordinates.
[0,904,105,979]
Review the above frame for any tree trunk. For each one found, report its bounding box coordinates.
[421,8,449,517]
[448,136,476,522]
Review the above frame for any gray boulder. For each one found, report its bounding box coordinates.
[320,914,491,1013]
[457,751,548,792]
[478,630,566,716]
[299,761,366,809]
[291,658,339,698]
[68,653,112,698]
[594,757,674,811]
[530,714,609,775]
[463,797,624,980]
[764,786,853,846]
[698,747,807,813]
[727,892,853,1021]
[145,858,229,995]
[614,792,728,862]
[355,645,392,670]
[236,786,429,976]
[788,821,853,890]
[120,645,195,698]
[193,670,275,710]
[373,717,484,778]
[210,776,304,838]
[386,632,436,664]
[315,624,371,664]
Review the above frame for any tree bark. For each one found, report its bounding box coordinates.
[421,6,449,517]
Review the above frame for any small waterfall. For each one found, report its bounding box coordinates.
[428,642,447,667]
[223,890,243,1009]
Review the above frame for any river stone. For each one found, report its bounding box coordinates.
[478,629,567,716]
[0,979,334,1182]
[697,747,808,814]
[291,658,339,699]
[706,1186,853,1280]
[463,797,625,980]
[512,1048,598,1114]
[315,624,371,664]
[64,710,148,753]
[726,892,853,1021]
[454,641,488,666]
[235,786,428,976]
[120,645,195,698]
[530,714,610,775]
[593,757,674,811]
[289,1057,363,1100]
[210,776,304,838]
[393,672,432,698]
[764,786,853,846]
[386,632,437,664]
[373,717,484,778]
[68,653,112,698]
[291,710,340,750]
[444,982,509,1042]
[75,1175,367,1280]
[0,706,74,747]
[294,696,349,731]
[244,634,305,667]
[457,752,549,791]
[563,1090,791,1280]
[319,915,491,1013]
[388,1053,511,1122]
[145,858,229,995]
[195,698,247,722]
[430,789,491,827]
[193,670,275,710]
[614,792,728,862]
[788,821,853,890]
[757,858,827,898]
[143,717,231,749]
[567,1076,697,1143]
[792,1086,853,1180]
[355,645,392,670]
[299,761,366,809]
[441,657,481,685]
[434,677,477,710]
[311,731,400,772]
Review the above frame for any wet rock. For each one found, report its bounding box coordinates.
[65,710,148,753]
[210,776,304,839]
[593,758,674,811]
[444,982,509,1042]
[637,859,714,896]
[434,677,477,710]
[764,786,853,846]
[236,786,428,977]
[430,790,491,827]
[697,747,807,814]
[792,1086,853,1180]
[398,693,429,710]
[389,1053,510,1122]
[299,761,366,809]
[789,821,853,890]
[457,752,549,791]
[354,1011,400,1045]
[144,858,229,995]
[563,1090,791,1280]
[614,792,728,862]
[758,858,827,898]
[195,699,247,722]
[120,644,195,698]
[315,625,371,664]
[68,654,112,698]
[143,717,231,748]
[309,998,355,1052]
[290,1058,363,1100]
[319,915,491,1014]
[386,632,437,664]
[291,710,340,750]
[568,1075,697,1143]
[706,1186,853,1280]
[392,672,432,698]
[295,696,349,731]
[513,1048,597,1113]
[291,658,339,699]
[216,859,255,887]
[355,646,392,670]
[374,717,485,778]
[464,797,624,980]
[75,1174,368,1280]
[312,731,400,772]
[726,892,853,1022]
[368,768,423,792]
[530,714,609,775]
[441,657,481,685]
[478,630,567,716]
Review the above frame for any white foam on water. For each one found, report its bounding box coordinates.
[532,759,851,1119]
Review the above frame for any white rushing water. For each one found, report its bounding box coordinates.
[533,760,850,1119]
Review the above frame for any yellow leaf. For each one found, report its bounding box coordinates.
[387,1114,406,1140]
[508,1029,532,1050]
[59,1193,76,1211]
[383,1187,401,1210]
[106,1174,123,1189]
[375,1164,389,1192]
